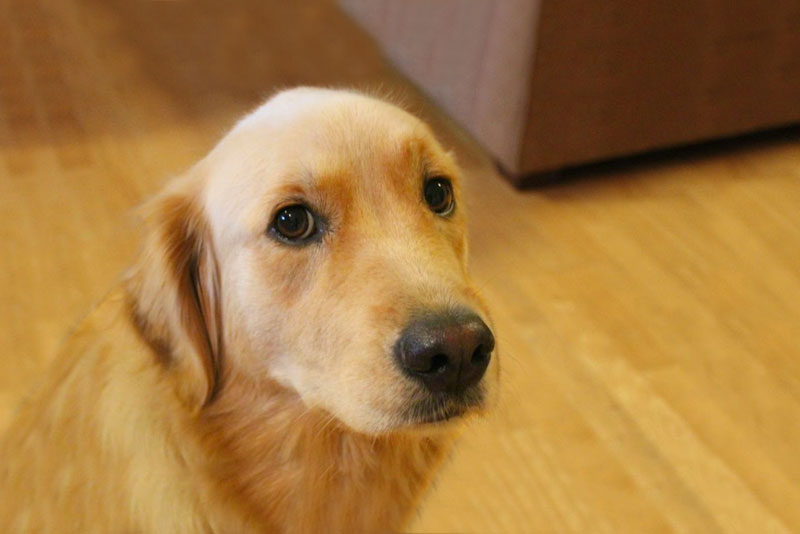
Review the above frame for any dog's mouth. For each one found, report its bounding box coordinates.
[404,386,485,426]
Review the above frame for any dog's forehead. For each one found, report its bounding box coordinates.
[234,87,393,131]
[214,89,446,178]
[204,89,457,237]
[233,88,425,145]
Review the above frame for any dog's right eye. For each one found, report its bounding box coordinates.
[270,204,316,243]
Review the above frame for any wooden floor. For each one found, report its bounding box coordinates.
[2,0,800,532]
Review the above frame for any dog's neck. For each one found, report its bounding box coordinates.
[188,370,457,533]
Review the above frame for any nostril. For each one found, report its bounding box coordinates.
[471,344,489,365]
[426,354,449,374]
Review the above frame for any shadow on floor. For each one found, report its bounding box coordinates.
[519,124,800,191]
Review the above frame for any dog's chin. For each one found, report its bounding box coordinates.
[324,384,489,437]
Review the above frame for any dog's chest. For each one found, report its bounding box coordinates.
[198,410,452,533]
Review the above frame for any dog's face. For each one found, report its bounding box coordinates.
[133,88,496,435]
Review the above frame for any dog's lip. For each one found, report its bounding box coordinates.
[406,389,485,426]
[417,405,468,424]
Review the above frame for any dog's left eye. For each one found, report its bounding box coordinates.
[423,177,455,216]
[270,204,316,243]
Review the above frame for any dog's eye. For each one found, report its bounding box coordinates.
[271,204,316,243]
[423,177,455,216]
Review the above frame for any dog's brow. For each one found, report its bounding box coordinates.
[273,183,309,198]
[392,136,439,179]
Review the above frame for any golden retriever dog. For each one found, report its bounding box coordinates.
[0,87,496,533]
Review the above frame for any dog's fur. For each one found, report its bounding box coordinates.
[0,88,496,533]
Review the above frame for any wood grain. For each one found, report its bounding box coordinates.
[1,0,799,532]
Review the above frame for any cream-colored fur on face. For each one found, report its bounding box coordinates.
[0,88,496,533]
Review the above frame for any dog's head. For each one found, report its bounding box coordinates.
[129,88,496,434]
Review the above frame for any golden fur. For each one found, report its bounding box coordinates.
[0,88,496,533]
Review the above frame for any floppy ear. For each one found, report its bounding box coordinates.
[126,175,222,411]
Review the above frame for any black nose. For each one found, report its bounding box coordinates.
[394,311,494,394]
